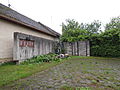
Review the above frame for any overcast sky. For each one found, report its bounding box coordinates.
[0,0,120,34]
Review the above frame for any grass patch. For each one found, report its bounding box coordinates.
[0,57,68,87]
[70,56,120,60]
[0,56,120,90]
[60,86,91,90]
[69,56,120,90]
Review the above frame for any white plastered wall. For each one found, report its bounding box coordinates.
[0,19,56,59]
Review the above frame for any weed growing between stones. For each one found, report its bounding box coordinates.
[60,85,91,90]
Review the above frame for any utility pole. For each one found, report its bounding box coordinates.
[51,16,53,27]
[8,0,11,7]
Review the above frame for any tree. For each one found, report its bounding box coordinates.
[80,20,102,34]
[105,16,120,30]
[62,19,80,33]
[61,18,120,57]
[61,19,89,42]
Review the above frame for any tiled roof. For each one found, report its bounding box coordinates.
[0,3,60,37]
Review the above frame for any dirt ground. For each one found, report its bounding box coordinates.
[1,57,120,90]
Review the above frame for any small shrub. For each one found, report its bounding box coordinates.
[21,53,61,65]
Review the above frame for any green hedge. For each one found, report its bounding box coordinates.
[90,29,120,57]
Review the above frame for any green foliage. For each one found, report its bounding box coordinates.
[91,29,120,57]
[81,20,102,34]
[61,17,120,57]
[61,29,89,42]
[61,48,66,54]
[62,19,80,33]
[21,53,60,65]
[105,16,120,30]
[0,62,16,66]
[61,19,101,42]
[61,19,90,42]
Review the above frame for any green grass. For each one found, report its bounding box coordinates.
[65,56,120,90]
[0,59,68,87]
[60,86,91,90]
[70,56,120,60]
[60,86,109,90]
[0,56,120,89]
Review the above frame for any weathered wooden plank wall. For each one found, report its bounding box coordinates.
[63,41,90,56]
[13,32,55,62]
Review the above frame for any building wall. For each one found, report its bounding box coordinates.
[0,19,57,59]
[14,32,55,62]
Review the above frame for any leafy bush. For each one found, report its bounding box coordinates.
[90,29,120,57]
[21,53,61,65]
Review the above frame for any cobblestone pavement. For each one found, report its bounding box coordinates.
[1,58,120,90]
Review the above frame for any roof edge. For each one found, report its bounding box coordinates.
[0,14,58,37]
